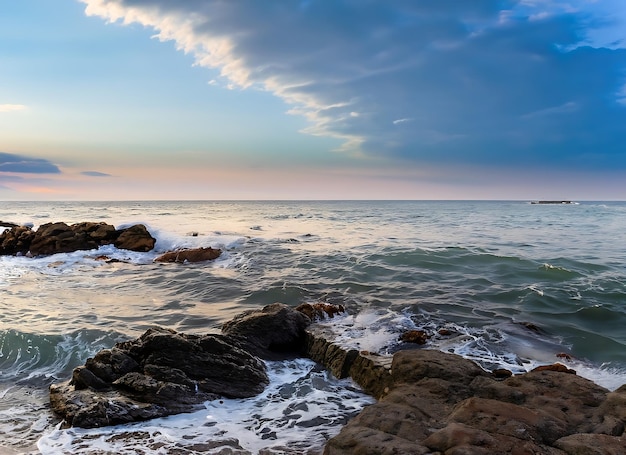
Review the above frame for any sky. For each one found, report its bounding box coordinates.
[1,0,625,200]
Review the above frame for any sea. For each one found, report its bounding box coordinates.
[0,200,625,454]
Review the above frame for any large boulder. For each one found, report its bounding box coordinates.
[310,336,626,454]
[222,303,312,359]
[114,224,156,252]
[50,327,268,428]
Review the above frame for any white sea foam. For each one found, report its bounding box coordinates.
[37,358,374,455]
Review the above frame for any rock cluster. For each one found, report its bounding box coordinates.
[310,336,626,454]
[0,221,156,256]
[49,303,314,428]
[48,302,626,454]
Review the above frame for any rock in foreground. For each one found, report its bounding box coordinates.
[50,303,321,428]
[315,343,626,454]
[50,327,268,428]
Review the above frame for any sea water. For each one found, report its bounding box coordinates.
[0,200,625,454]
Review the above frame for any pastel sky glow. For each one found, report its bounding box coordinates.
[1,0,625,200]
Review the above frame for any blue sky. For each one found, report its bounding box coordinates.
[1,0,625,200]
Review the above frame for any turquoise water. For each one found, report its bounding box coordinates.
[0,200,625,453]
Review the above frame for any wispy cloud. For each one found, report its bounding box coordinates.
[81,0,626,171]
[81,171,112,177]
[0,153,61,174]
[0,104,27,113]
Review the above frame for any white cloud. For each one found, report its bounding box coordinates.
[0,104,27,113]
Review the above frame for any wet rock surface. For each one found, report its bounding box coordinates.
[154,246,222,263]
[50,303,319,428]
[0,221,156,256]
[310,338,626,455]
[49,302,626,454]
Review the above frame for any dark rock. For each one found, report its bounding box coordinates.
[154,247,222,263]
[492,368,513,379]
[29,222,98,255]
[0,225,35,255]
[0,221,19,228]
[222,302,311,359]
[50,327,268,428]
[0,221,157,256]
[295,302,345,321]
[398,329,429,344]
[114,224,156,252]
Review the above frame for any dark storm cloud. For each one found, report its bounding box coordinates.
[83,0,626,171]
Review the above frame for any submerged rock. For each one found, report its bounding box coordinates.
[154,247,222,263]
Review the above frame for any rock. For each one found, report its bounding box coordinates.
[295,302,345,321]
[0,221,19,228]
[492,368,513,379]
[0,221,157,256]
[29,222,98,255]
[222,303,311,359]
[398,329,429,344]
[154,247,222,263]
[532,363,576,374]
[50,327,268,428]
[312,334,626,455]
[554,433,626,454]
[114,224,156,252]
[0,225,35,255]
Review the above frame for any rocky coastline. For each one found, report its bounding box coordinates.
[0,220,222,262]
[49,302,625,454]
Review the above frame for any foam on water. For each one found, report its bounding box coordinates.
[1,200,626,453]
[36,359,374,455]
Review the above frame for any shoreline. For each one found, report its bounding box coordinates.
[305,325,626,454]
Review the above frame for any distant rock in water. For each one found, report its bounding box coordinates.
[0,221,156,256]
[154,247,222,263]
[530,200,576,204]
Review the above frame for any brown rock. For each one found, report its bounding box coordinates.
[554,433,626,454]
[492,368,513,379]
[398,329,429,344]
[317,338,624,455]
[154,247,222,263]
[114,224,156,252]
[29,222,99,255]
[295,302,345,321]
[0,225,35,255]
[532,363,576,374]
